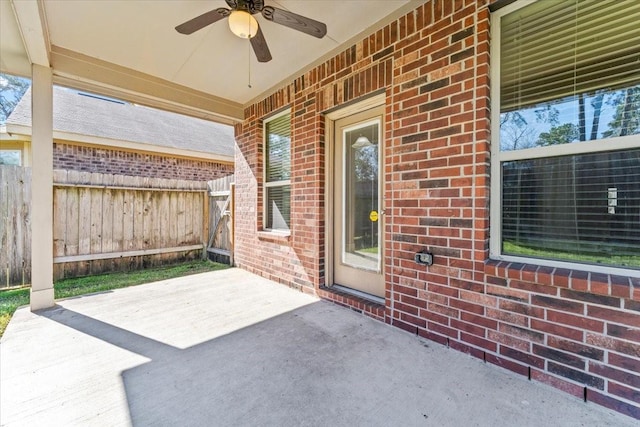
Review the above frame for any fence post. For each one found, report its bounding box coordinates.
[202,189,210,260]
[229,182,235,266]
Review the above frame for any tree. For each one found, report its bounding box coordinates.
[0,73,30,125]
[603,86,640,138]
[354,145,378,181]
[536,123,579,146]
[589,92,605,141]
[499,111,537,150]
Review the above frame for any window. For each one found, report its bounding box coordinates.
[264,110,291,231]
[491,0,640,273]
[0,150,21,166]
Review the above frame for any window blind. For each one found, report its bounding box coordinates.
[502,148,640,268]
[266,185,291,230]
[266,114,291,182]
[265,112,291,230]
[501,0,640,112]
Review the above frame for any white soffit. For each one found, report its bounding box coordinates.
[42,0,415,106]
[0,0,31,76]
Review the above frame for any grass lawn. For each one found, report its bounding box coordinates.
[358,246,379,254]
[0,260,229,338]
[503,241,640,268]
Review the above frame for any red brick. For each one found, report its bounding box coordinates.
[586,333,640,357]
[499,300,544,318]
[501,346,545,369]
[499,323,544,343]
[530,370,585,400]
[450,298,484,315]
[560,289,620,308]
[546,310,604,333]
[511,280,557,296]
[608,323,640,343]
[451,319,485,337]
[428,321,459,339]
[488,330,530,351]
[449,339,485,359]
[609,382,640,404]
[609,353,640,373]
[531,319,584,341]
[531,295,584,314]
[233,1,640,419]
[461,311,497,330]
[589,362,640,389]
[532,344,585,369]
[548,362,604,389]
[485,308,528,327]
[547,336,604,361]
[588,305,640,328]
[485,284,528,302]
[460,332,497,352]
[393,318,418,334]
[485,353,529,377]
[587,390,640,420]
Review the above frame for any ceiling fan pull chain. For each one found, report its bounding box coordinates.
[248,39,252,88]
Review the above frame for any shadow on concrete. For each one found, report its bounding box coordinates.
[40,301,630,427]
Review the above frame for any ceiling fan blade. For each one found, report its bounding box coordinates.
[175,8,230,35]
[250,26,272,62]
[262,6,327,39]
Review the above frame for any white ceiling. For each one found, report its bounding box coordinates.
[1,0,418,123]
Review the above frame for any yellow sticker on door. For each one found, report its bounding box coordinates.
[369,210,378,222]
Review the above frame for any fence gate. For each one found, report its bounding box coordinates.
[207,176,234,265]
[0,166,31,288]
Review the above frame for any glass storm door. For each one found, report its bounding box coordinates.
[333,106,384,298]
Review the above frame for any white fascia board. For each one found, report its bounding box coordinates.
[10,0,50,67]
[5,123,234,164]
[1,126,27,141]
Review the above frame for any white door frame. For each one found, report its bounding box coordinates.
[324,93,385,295]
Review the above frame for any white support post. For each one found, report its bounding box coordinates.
[30,64,54,311]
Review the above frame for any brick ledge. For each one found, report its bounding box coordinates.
[318,286,385,321]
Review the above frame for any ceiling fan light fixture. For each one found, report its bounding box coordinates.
[352,135,373,149]
[228,10,258,39]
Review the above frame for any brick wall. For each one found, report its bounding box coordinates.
[53,142,233,181]
[234,0,639,419]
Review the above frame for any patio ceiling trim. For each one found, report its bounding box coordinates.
[244,1,425,107]
[50,46,244,125]
[10,0,50,67]
[5,122,234,164]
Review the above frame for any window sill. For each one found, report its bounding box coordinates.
[257,230,291,243]
[487,253,640,280]
[485,258,638,301]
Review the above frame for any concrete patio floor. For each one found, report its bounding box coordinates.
[0,268,633,426]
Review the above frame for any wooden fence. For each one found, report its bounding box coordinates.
[207,175,234,264]
[52,170,209,280]
[0,166,31,287]
[0,168,236,287]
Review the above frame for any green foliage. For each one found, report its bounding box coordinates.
[503,241,640,268]
[0,73,30,124]
[0,288,30,337]
[354,145,378,181]
[603,87,640,138]
[536,123,579,146]
[0,260,229,337]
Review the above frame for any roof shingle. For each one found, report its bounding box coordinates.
[7,87,235,157]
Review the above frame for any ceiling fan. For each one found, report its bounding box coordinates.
[175,0,327,63]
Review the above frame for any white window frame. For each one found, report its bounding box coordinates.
[263,108,291,232]
[489,0,640,277]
